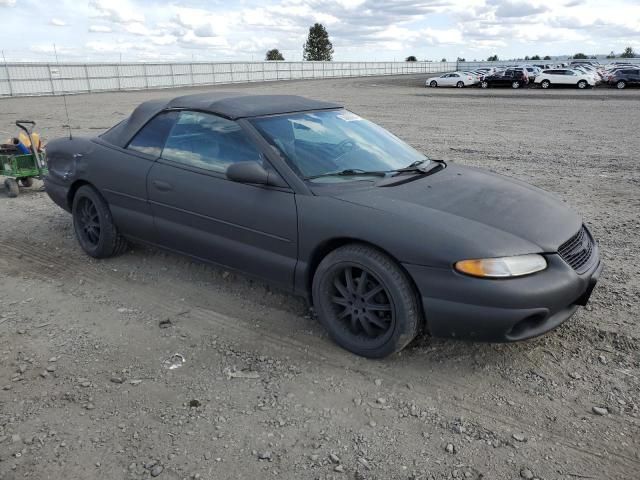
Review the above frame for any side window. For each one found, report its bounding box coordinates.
[127,111,178,157]
[162,111,261,173]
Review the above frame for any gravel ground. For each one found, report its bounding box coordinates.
[1,75,639,480]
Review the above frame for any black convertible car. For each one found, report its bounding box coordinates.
[44,92,602,358]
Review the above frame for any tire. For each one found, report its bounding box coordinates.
[616,80,626,89]
[577,80,588,89]
[541,80,551,89]
[430,81,437,88]
[4,178,19,198]
[19,177,34,187]
[512,81,520,89]
[481,81,489,89]
[456,81,464,88]
[312,244,421,358]
[72,185,128,258]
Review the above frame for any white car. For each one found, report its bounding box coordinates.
[534,69,595,89]
[426,72,477,88]
[573,66,601,84]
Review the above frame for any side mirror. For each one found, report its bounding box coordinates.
[226,161,287,187]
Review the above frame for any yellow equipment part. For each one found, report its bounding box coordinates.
[18,131,42,150]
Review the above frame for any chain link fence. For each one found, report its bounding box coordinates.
[0,61,457,98]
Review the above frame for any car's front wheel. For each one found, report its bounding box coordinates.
[72,185,128,258]
[481,81,489,89]
[577,80,588,89]
[430,81,437,87]
[312,244,421,358]
[616,80,626,89]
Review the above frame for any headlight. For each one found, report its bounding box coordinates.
[455,254,547,278]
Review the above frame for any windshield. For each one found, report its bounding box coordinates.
[250,109,428,183]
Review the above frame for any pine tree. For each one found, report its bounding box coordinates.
[265,49,284,61]
[303,23,334,61]
[620,46,636,58]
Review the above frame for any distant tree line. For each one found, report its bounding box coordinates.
[264,27,637,63]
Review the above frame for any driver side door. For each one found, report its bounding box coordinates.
[146,110,298,289]
[444,73,459,86]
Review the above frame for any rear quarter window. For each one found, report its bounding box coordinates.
[127,111,179,158]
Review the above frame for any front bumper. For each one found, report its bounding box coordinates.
[404,254,602,342]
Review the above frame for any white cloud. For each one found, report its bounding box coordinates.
[89,0,144,24]
[89,25,112,33]
[5,0,640,62]
[123,22,154,36]
[179,30,229,49]
[490,1,548,18]
[194,24,217,38]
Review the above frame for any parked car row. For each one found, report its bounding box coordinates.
[425,61,640,90]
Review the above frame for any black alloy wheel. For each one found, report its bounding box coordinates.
[312,244,421,358]
[72,185,128,258]
[76,196,101,247]
[330,264,395,341]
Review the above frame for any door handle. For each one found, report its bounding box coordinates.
[152,180,173,192]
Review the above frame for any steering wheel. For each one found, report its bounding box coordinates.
[336,139,356,153]
[332,139,358,165]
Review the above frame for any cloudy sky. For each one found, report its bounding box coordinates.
[1,0,639,62]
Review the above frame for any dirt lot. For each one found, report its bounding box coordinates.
[1,75,639,480]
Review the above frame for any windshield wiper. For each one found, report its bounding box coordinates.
[392,159,446,176]
[306,168,387,180]
[307,160,446,180]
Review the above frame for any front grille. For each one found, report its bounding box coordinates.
[558,225,596,274]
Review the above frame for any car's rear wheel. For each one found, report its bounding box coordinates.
[456,81,464,88]
[541,80,551,89]
[4,178,19,198]
[312,244,421,358]
[481,81,489,89]
[577,80,588,89]
[512,81,520,89]
[72,185,128,258]
[616,80,626,89]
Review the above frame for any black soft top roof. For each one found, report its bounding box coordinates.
[101,92,342,148]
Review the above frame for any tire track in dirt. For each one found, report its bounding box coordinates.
[1,237,638,474]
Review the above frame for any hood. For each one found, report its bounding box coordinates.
[329,163,581,256]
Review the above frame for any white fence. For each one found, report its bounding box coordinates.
[0,61,457,97]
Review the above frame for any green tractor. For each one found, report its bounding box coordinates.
[1,121,47,198]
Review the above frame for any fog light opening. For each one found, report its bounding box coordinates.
[508,312,547,339]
